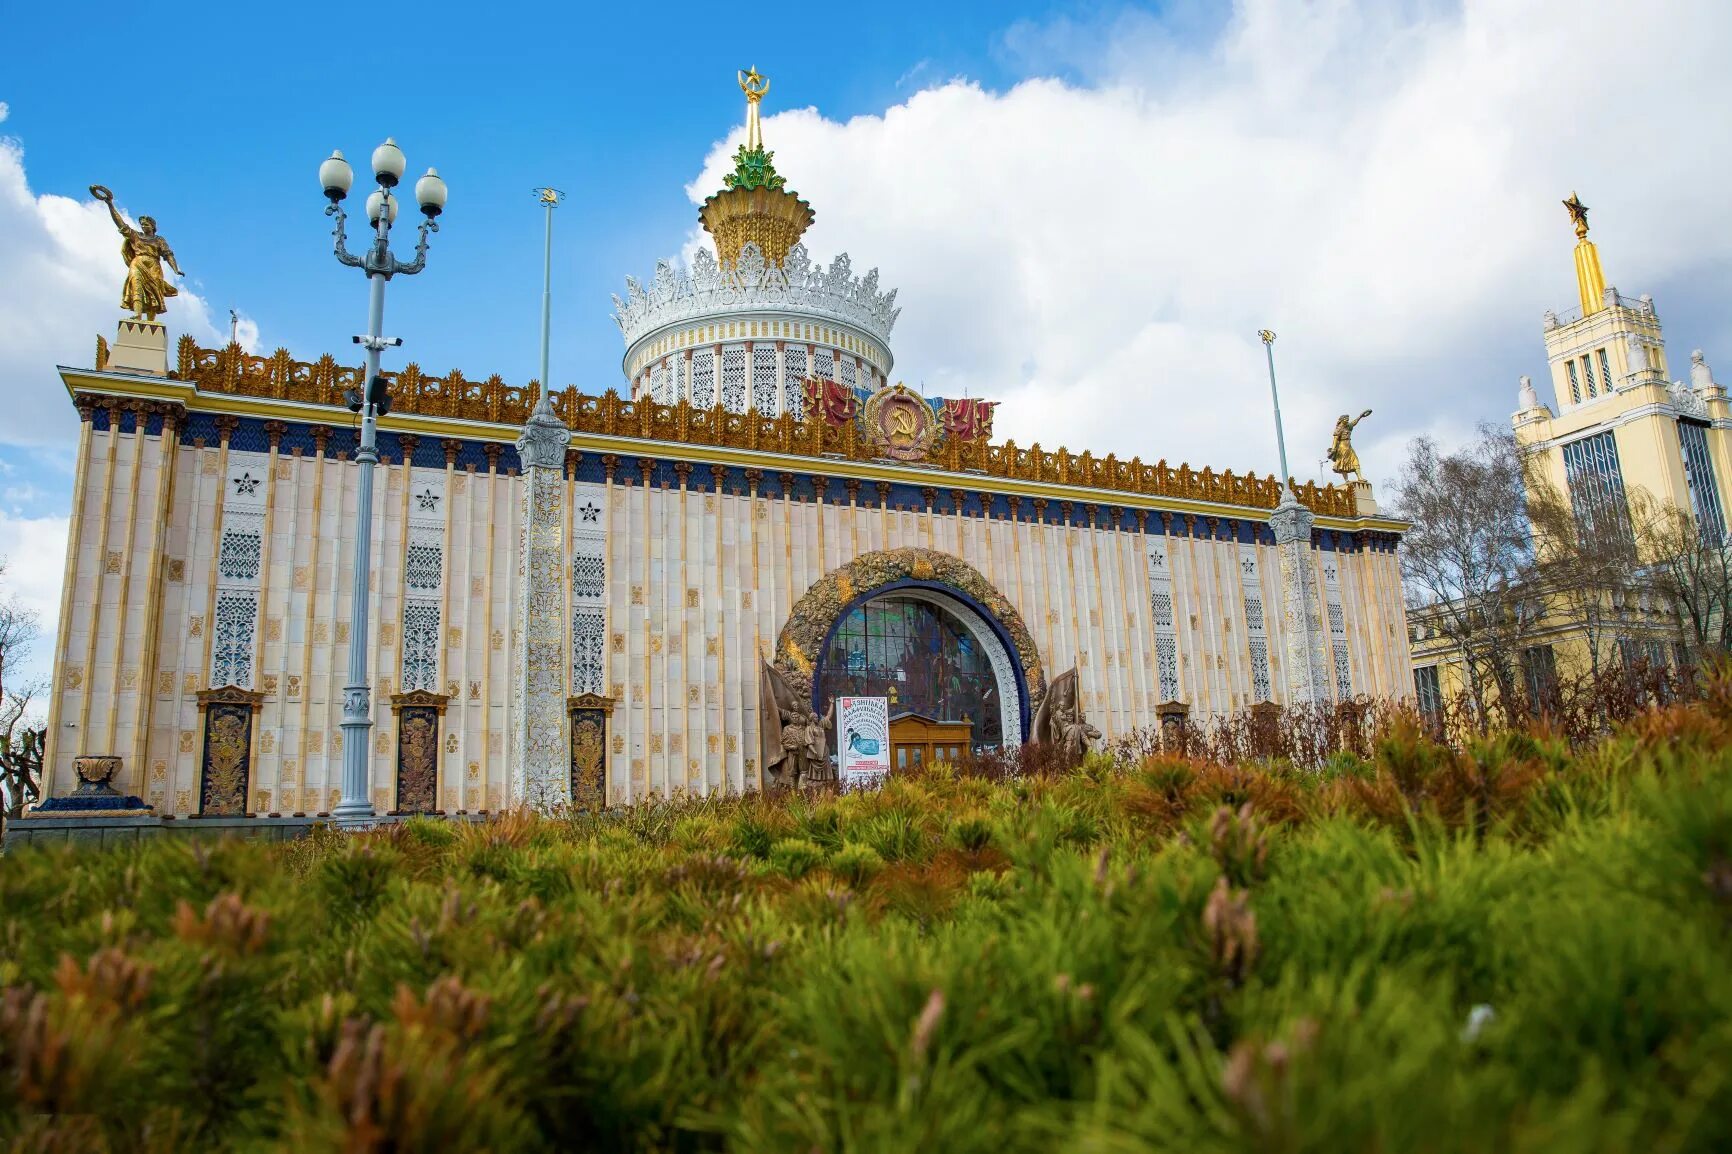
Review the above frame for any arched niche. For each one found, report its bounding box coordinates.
[773,548,1045,746]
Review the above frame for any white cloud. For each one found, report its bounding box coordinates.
[676,0,1732,491]
[0,133,258,450]
[0,509,69,689]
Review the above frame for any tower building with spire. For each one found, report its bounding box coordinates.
[1514,193,1732,550]
[1410,194,1732,721]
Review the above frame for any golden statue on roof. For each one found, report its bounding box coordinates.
[1328,409,1373,482]
[89,184,183,323]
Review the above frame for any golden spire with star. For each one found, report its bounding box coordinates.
[1564,191,1607,315]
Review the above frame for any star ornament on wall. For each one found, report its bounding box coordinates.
[233,472,259,496]
[579,502,600,523]
[415,487,440,512]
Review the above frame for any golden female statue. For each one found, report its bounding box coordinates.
[89,185,183,322]
[1327,409,1373,482]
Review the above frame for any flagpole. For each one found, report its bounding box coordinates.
[1258,329,1290,485]
[534,188,564,395]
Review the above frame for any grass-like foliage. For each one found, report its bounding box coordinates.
[4,690,1732,1151]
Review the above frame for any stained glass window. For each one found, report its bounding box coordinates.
[818,596,1003,749]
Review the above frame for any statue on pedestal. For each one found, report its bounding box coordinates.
[1327,409,1373,482]
[90,185,183,322]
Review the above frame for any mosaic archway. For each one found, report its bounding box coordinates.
[773,548,1046,744]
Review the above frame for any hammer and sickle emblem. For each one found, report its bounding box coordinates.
[891,405,918,437]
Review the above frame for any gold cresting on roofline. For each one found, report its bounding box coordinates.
[171,338,1359,517]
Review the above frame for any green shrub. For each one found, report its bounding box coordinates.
[769,837,825,879]
[948,812,998,853]
[3,696,1731,1150]
[830,842,886,885]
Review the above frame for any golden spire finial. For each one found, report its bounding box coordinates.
[1563,191,1607,315]
[739,66,770,151]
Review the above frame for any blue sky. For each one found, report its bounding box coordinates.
[5,1,1213,403]
[4,0,1732,690]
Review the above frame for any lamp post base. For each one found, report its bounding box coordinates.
[328,800,378,831]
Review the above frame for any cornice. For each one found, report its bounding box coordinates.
[59,361,1400,533]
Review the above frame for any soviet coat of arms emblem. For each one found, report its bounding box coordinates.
[862,382,942,461]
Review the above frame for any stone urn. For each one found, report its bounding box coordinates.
[72,754,123,796]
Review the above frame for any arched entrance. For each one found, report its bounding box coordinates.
[773,548,1044,754]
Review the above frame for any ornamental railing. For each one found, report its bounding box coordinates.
[171,337,1359,518]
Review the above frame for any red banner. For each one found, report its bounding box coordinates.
[941,397,997,440]
[803,377,859,425]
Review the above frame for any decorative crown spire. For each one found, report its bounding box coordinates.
[699,68,814,270]
[1564,191,1607,315]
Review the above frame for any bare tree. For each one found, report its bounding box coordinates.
[1632,493,1732,664]
[1,686,44,831]
[1391,425,1545,719]
[1524,468,1647,678]
[0,561,46,835]
[0,560,34,708]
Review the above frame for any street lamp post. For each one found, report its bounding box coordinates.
[318,139,448,827]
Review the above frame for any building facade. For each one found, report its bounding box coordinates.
[37,81,1410,818]
[1410,195,1732,714]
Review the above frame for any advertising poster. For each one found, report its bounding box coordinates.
[837,696,891,789]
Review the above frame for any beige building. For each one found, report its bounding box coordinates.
[35,79,1411,821]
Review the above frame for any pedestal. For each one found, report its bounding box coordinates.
[25,754,152,815]
[511,396,573,812]
[105,318,168,377]
[1269,493,1331,707]
[1351,479,1378,517]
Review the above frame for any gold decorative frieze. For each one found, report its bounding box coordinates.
[170,338,1359,517]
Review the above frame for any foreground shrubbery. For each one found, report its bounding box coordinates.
[3,694,1732,1150]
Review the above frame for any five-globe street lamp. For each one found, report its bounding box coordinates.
[318,138,448,827]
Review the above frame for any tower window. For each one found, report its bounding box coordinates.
[1567,360,1581,405]
[1581,355,1598,398]
[1561,431,1633,549]
[1679,419,1727,545]
[1598,347,1615,392]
